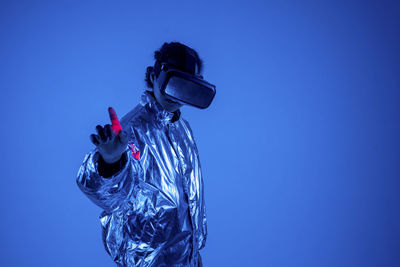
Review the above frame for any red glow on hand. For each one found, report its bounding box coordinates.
[108,107,122,135]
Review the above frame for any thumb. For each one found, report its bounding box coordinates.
[118,130,128,144]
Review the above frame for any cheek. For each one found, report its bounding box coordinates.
[154,89,163,102]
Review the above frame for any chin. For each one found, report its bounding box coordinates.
[163,102,181,112]
[166,107,179,113]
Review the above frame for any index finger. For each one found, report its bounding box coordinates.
[108,107,122,135]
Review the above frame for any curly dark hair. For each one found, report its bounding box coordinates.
[145,41,203,89]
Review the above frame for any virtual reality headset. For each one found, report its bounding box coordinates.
[155,55,216,109]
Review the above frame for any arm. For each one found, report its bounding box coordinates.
[77,107,137,211]
[197,155,208,251]
[76,146,135,212]
[183,118,208,250]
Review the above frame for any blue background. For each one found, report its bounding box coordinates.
[0,1,399,266]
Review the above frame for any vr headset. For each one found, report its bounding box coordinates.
[154,53,216,109]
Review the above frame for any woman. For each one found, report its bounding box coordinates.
[77,42,211,266]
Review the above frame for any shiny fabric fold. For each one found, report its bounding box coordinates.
[76,90,207,266]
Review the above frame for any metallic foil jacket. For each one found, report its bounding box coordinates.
[76,90,207,266]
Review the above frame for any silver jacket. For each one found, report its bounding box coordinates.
[76,90,207,266]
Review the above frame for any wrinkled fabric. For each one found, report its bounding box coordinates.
[76,90,207,267]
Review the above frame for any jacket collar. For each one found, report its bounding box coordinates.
[140,90,181,126]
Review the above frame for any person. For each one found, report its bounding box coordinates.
[76,42,210,267]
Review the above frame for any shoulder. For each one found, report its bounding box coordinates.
[120,106,139,128]
[120,103,159,138]
[120,104,149,129]
[179,116,196,142]
[183,118,193,131]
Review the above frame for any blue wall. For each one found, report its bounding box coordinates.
[0,1,399,266]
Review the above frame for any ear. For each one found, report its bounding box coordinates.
[149,70,156,89]
[150,71,160,91]
[150,71,154,83]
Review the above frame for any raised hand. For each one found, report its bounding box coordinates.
[90,107,129,164]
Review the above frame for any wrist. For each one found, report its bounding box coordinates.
[97,152,127,178]
[101,153,123,164]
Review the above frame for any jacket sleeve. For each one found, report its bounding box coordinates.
[183,118,208,251]
[197,153,208,251]
[76,146,136,212]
